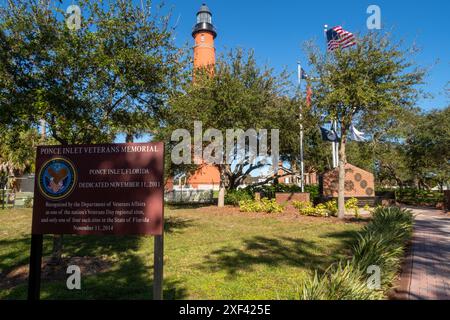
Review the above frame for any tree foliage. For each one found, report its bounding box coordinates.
[164,49,293,191]
[0,0,184,264]
[0,0,184,144]
[345,107,449,190]
[279,94,331,174]
[305,32,425,217]
[0,124,40,189]
[405,107,450,189]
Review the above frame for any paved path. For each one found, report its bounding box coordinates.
[400,207,450,300]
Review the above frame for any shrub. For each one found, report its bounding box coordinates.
[239,199,263,213]
[294,198,361,218]
[345,197,359,217]
[352,207,413,287]
[24,196,33,208]
[261,198,285,213]
[246,185,272,198]
[225,189,253,206]
[239,198,284,213]
[293,201,329,217]
[246,184,319,200]
[304,185,320,200]
[377,187,445,206]
[324,200,338,217]
[314,204,329,217]
[297,261,382,300]
[395,188,443,207]
[292,200,312,210]
[298,206,414,300]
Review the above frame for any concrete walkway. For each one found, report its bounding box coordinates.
[399,207,450,300]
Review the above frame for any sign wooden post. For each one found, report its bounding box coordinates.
[27,234,43,300]
[28,143,165,300]
[153,234,164,300]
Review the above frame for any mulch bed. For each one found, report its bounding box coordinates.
[192,205,370,225]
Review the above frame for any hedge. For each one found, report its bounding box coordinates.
[224,189,253,206]
[395,188,443,207]
[246,184,319,201]
[225,184,320,207]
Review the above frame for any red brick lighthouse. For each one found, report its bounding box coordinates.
[165,4,221,193]
[187,3,221,191]
[192,3,217,69]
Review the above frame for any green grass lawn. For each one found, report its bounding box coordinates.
[0,206,364,300]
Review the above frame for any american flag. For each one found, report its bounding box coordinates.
[326,26,356,51]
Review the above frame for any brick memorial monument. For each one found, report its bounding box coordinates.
[321,163,375,204]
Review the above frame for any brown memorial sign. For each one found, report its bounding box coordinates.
[32,142,164,235]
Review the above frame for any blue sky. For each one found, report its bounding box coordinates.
[165,0,449,111]
[54,0,449,111]
[26,0,446,172]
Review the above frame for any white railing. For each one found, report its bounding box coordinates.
[165,189,214,204]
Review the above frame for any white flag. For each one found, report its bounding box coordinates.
[350,125,366,142]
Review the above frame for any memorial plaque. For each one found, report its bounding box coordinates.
[32,143,164,235]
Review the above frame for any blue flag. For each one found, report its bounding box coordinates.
[300,67,308,80]
[320,127,339,142]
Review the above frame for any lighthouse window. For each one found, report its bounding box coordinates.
[200,35,205,42]
[197,12,211,24]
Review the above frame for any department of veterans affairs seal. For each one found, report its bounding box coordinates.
[38,158,77,200]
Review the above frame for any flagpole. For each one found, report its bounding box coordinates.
[324,24,339,169]
[297,62,305,192]
[334,120,339,168]
[331,121,336,167]
[324,25,335,168]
